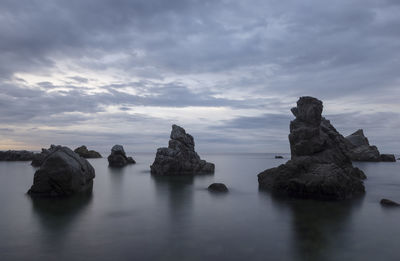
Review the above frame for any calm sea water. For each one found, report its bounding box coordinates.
[0,153,399,261]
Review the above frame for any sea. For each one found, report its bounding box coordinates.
[0,152,399,261]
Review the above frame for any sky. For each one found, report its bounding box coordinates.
[0,0,399,153]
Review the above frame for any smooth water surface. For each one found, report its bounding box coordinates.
[0,153,399,261]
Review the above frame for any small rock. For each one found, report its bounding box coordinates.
[275,155,284,159]
[208,183,228,192]
[74,145,102,158]
[380,154,396,162]
[380,198,400,207]
[107,145,136,167]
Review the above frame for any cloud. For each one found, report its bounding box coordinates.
[0,0,399,153]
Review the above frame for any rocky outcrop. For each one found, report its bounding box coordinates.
[0,150,36,161]
[345,129,396,162]
[380,198,400,207]
[74,145,102,158]
[380,154,396,162]
[208,183,228,192]
[107,145,136,167]
[31,145,56,167]
[150,124,215,175]
[27,145,95,197]
[258,97,365,200]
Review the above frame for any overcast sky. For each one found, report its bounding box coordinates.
[1,0,399,153]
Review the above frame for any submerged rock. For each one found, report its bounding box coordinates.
[150,124,215,175]
[74,145,102,158]
[0,150,35,161]
[208,183,228,192]
[380,198,400,207]
[107,145,136,167]
[27,145,95,197]
[258,97,365,200]
[346,129,396,162]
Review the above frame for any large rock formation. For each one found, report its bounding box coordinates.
[345,129,396,162]
[0,150,36,161]
[27,145,95,197]
[150,124,215,175]
[107,145,136,167]
[74,145,102,158]
[31,145,56,167]
[258,97,365,200]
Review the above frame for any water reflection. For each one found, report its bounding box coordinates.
[29,192,93,246]
[260,189,364,261]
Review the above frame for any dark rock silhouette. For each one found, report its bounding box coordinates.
[150,124,215,175]
[258,97,365,200]
[31,145,56,167]
[0,150,35,161]
[107,145,135,167]
[380,154,396,162]
[345,129,396,162]
[208,183,228,192]
[74,145,102,158]
[27,145,95,197]
[275,155,284,159]
[380,198,400,207]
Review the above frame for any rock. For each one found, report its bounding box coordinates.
[258,97,365,200]
[380,198,400,207]
[0,150,36,161]
[107,145,136,167]
[150,124,215,175]
[346,129,395,162]
[208,183,228,192]
[27,145,95,197]
[380,154,396,162]
[275,155,284,159]
[74,145,102,158]
[31,145,57,167]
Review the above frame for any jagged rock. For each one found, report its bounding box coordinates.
[150,124,215,175]
[74,145,102,158]
[380,198,400,207]
[346,129,396,162]
[107,145,136,167]
[275,155,284,159]
[380,154,396,162]
[208,183,228,192]
[31,145,56,167]
[27,145,95,197]
[258,97,365,200]
[0,150,35,161]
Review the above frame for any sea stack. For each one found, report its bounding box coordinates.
[107,145,136,167]
[150,124,215,175]
[258,97,365,200]
[345,129,396,162]
[27,145,95,197]
[74,145,102,158]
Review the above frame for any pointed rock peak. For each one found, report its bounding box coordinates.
[170,124,194,148]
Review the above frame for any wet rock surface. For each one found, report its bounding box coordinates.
[27,145,95,197]
[107,145,136,167]
[74,145,102,158]
[150,125,215,175]
[258,97,365,200]
[0,150,36,161]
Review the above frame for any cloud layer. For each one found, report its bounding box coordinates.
[1,0,399,153]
